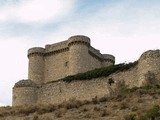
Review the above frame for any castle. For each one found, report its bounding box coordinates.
[13,35,160,106]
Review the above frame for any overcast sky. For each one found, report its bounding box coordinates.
[0,0,160,106]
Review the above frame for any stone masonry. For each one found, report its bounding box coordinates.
[12,35,160,106]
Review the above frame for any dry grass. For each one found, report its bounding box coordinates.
[0,84,160,120]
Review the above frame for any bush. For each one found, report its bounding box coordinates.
[98,96,110,102]
[136,105,160,120]
[124,84,160,95]
[63,61,138,82]
[119,102,128,110]
[37,104,56,114]
[146,105,160,119]
[15,105,37,115]
[61,99,83,109]
[100,109,109,117]
[137,114,148,120]
[124,113,136,120]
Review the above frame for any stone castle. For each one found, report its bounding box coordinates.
[13,35,160,106]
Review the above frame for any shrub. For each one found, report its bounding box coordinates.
[33,115,39,120]
[119,102,128,110]
[55,111,62,118]
[114,94,126,102]
[93,106,101,111]
[98,96,109,102]
[146,105,160,119]
[136,105,160,120]
[137,114,148,120]
[124,113,136,120]
[124,87,139,93]
[92,96,99,104]
[85,111,97,118]
[100,109,109,117]
[15,105,37,115]
[61,99,83,109]
[63,61,138,82]
[80,107,88,113]
[37,104,56,114]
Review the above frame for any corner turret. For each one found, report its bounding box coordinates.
[12,79,37,106]
[102,54,115,67]
[68,35,90,75]
[28,47,45,85]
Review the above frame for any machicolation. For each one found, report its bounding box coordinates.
[13,35,160,106]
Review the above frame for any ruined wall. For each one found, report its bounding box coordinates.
[138,50,160,86]
[13,49,160,106]
[37,66,138,105]
[16,35,156,106]
[37,78,110,105]
[109,66,138,88]
[13,65,139,106]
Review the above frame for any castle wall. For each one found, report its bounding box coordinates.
[44,46,105,82]
[37,78,110,105]
[44,51,69,83]
[68,36,91,75]
[13,87,37,106]
[28,48,45,85]
[109,66,138,88]
[138,50,160,86]
[27,36,115,83]
[88,53,102,70]
[12,64,142,106]
[13,49,160,106]
[37,66,138,105]
[69,44,89,75]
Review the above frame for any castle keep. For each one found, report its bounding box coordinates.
[13,35,160,106]
[27,35,115,84]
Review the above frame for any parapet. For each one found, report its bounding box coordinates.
[68,35,90,47]
[28,47,45,57]
[103,54,115,64]
[14,79,37,88]
[45,41,68,53]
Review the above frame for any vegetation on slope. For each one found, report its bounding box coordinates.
[63,61,138,82]
[0,84,160,120]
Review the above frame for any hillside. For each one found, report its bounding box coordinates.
[1,84,160,120]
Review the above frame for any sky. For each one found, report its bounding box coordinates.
[0,0,160,106]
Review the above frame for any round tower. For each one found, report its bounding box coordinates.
[68,35,90,75]
[102,54,115,67]
[138,50,160,86]
[12,79,37,106]
[28,47,45,84]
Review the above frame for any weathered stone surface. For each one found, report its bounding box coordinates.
[12,35,160,106]
[14,79,37,88]
[27,35,115,84]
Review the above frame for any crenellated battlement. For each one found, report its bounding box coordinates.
[27,35,115,83]
[68,35,90,46]
[45,47,69,56]
[103,54,115,63]
[28,47,45,57]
